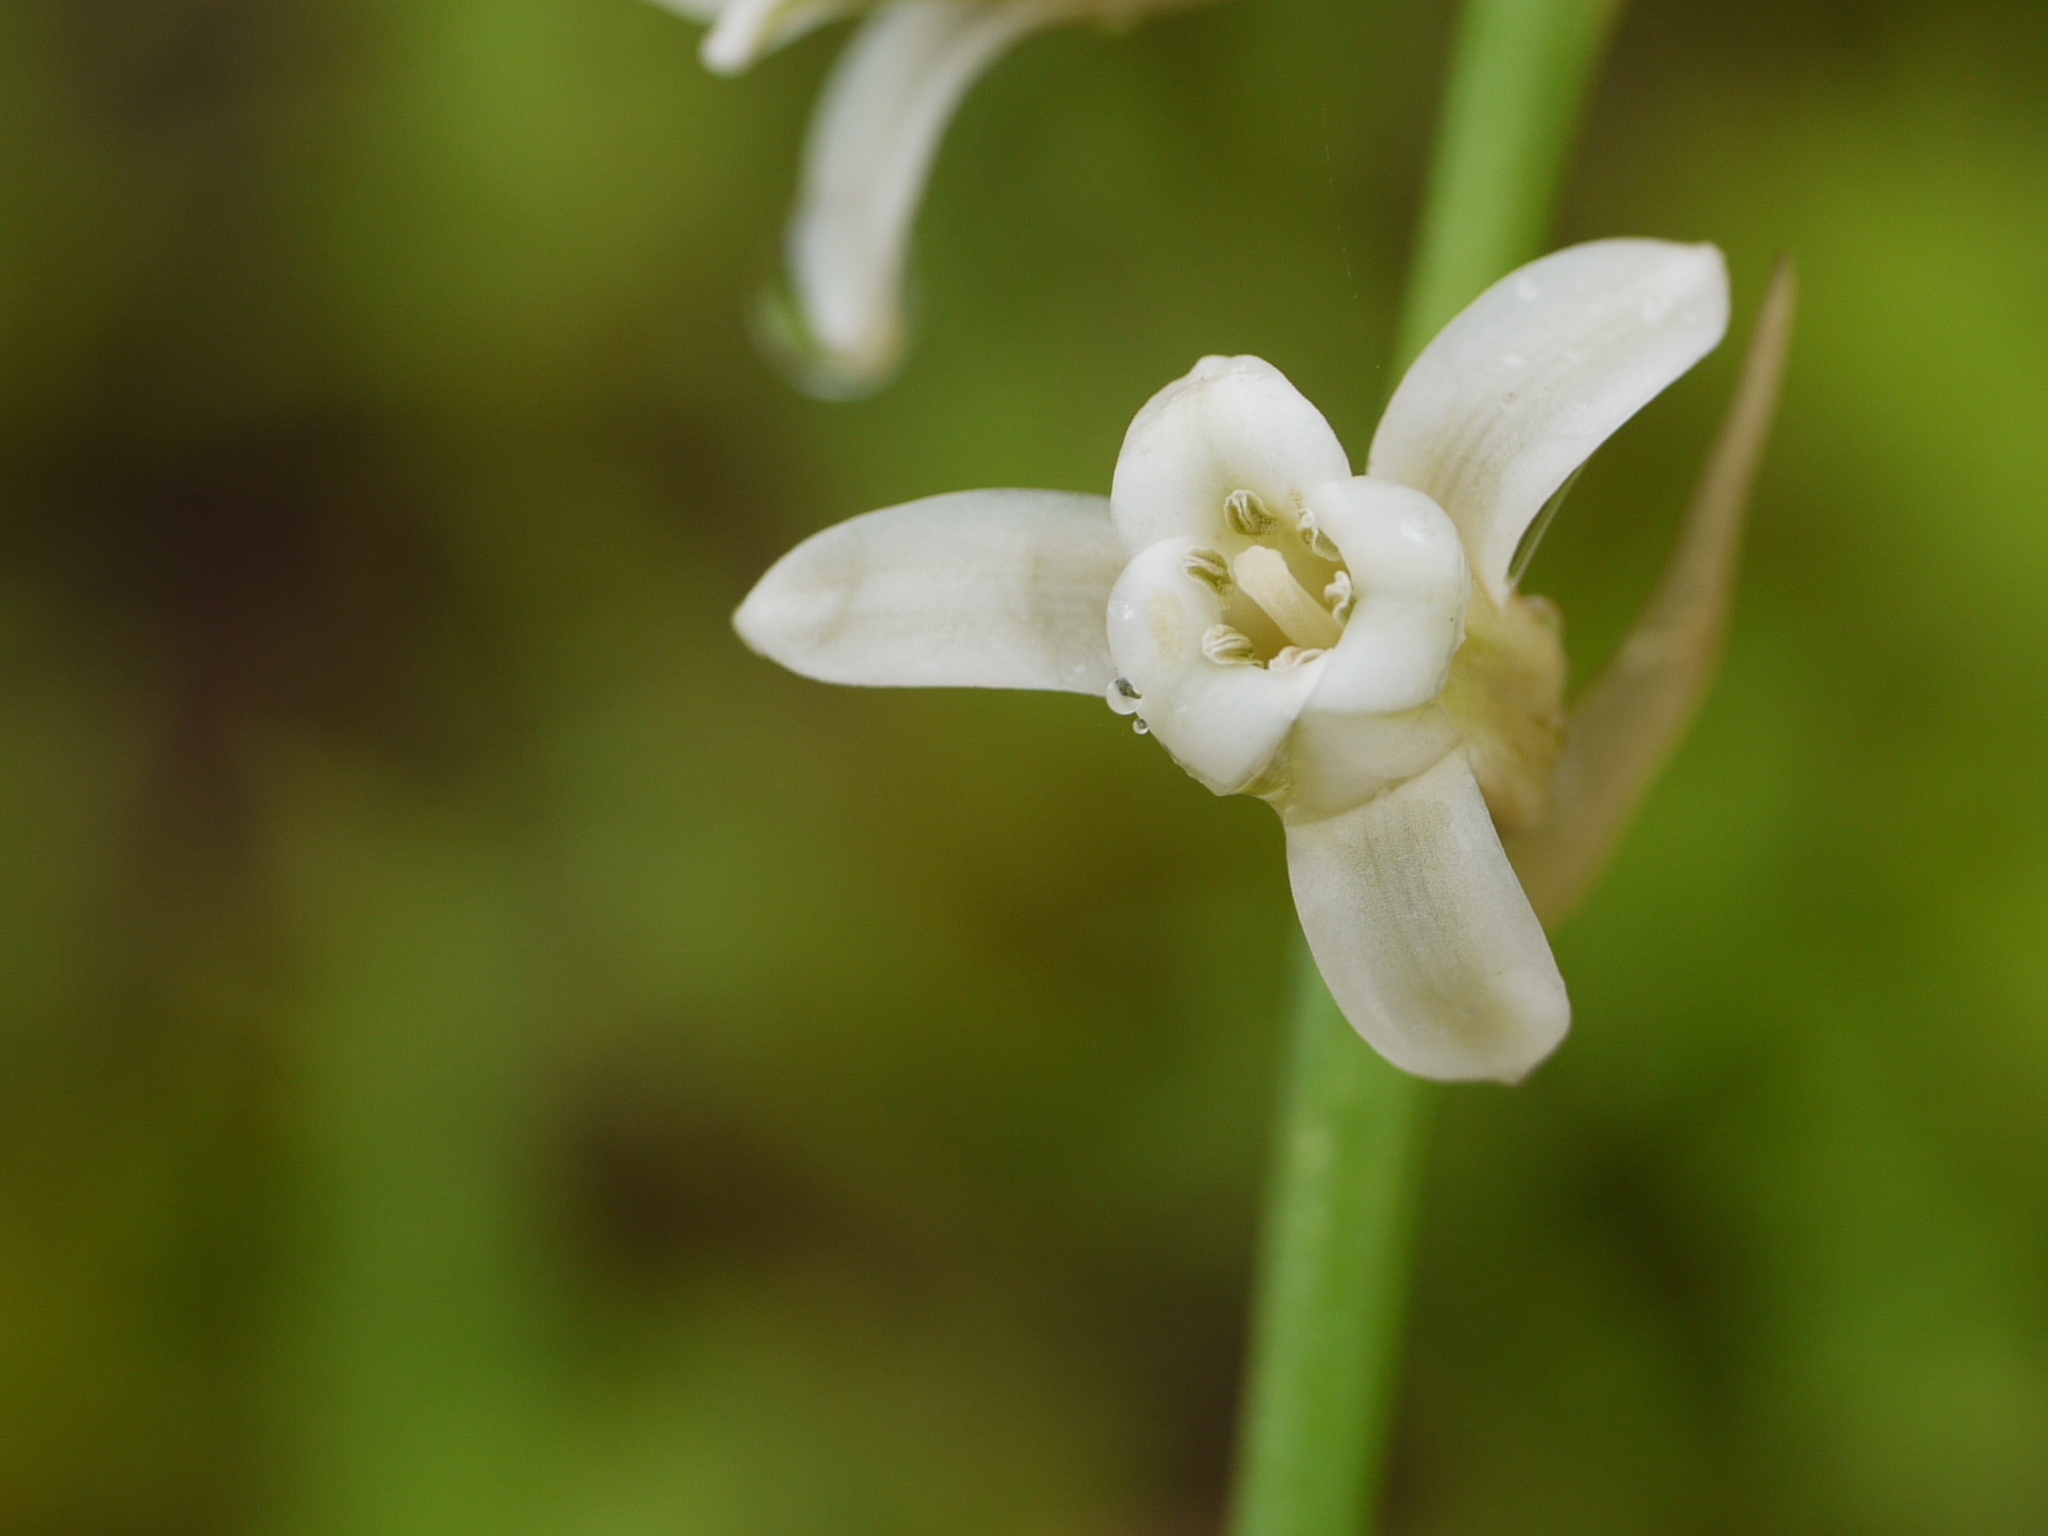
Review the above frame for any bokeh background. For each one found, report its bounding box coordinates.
[4,0,2047,1530]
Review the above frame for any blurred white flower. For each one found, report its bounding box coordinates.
[649,0,1202,394]
[736,239,1794,1081]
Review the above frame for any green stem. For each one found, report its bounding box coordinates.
[1394,0,1628,374]
[1224,2,1626,1533]
[1225,947,1434,1536]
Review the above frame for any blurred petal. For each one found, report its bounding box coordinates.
[646,0,725,22]
[699,0,865,74]
[1368,239,1730,605]
[785,0,1056,392]
[1508,258,1796,924]
[734,489,1125,692]
[1286,752,1570,1083]
[1105,538,1324,795]
[1111,356,1352,554]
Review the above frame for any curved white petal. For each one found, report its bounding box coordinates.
[1368,239,1730,605]
[785,0,1056,391]
[1302,476,1469,717]
[734,489,1125,692]
[1276,703,1463,823]
[1105,538,1323,796]
[1110,355,1353,554]
[1508,258,1796,924]
[1285,752,1570,1083]
[699,0,866,74]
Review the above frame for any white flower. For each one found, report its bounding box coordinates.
[649,0,1203,393]
[736,239,1792,1082]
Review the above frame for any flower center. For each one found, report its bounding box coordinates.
[1185,488,1352,671]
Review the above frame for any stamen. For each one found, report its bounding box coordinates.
[1296,510,1340,561]
[1324,569,1355,624]
[1184,547,1233,593]
[1270,646,1328,672]
[1224,489,1280,537]
[1201,624,1259,666]
[1233,546,1344,650]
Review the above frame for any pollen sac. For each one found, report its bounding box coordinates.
[1201,624,1260,666]
[1224,488,1281,537]
[1183,546,1233,592]
[1325,569,1355,623]
[1297,510,1341,561]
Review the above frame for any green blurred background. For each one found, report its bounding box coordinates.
[3,0,2047,1530]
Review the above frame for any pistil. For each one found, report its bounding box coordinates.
[1234,546,1344,650]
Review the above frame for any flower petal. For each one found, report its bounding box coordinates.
[1277,702,1463,823]
[734,489,1125,692]
[697,0,866,75]
[1368,239,1730,605]
[1110,355,1352,554]
[1285,752,1570,1083]
[1507,258,1796,924]
[783,0,1056,392]
[1302,476,1468,717]
[1106,538,1323,795]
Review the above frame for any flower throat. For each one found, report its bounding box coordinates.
[1186,489,1353,671]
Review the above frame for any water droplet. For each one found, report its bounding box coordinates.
[1132,718,1150,736]
[1105,677,1142,716]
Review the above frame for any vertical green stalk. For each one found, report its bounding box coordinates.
[1395,0,1628,374]
[1225,954,1434,1536]
[1225,3,1625,1534]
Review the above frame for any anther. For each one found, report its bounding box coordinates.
[1224,489,1280,537]
[1296,510,1340,561]
[1324,569,1355,624]
[1233,546,1344,650]
[1201,624,1260,666]
[1183,547,1233,592]
[1270,646,1328,672]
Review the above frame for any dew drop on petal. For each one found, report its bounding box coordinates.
[1132,718,1151,736]
[1106,676,1143,717]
